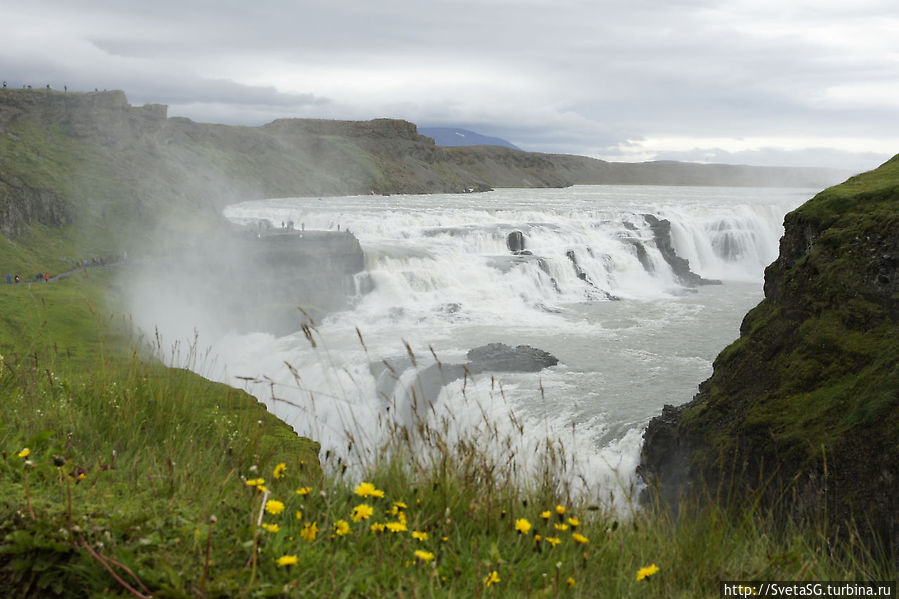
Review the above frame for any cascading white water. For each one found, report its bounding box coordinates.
[160,185,812,510]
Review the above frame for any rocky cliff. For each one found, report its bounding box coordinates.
[123,227,367,337]
[639,156,899,554]
[0,88,847,243]
[0,89,482,241]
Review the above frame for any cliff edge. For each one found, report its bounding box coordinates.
[1,88,847,243]
[639,156,899,554]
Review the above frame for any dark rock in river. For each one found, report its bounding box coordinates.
[466,342,559,374]
[371,342,559,423]
[624,238,653,273]
[507,230,526,254]
[565,249,590,282]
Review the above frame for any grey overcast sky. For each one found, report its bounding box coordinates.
[3,0,898,172]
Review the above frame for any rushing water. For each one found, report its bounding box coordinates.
[190,185,811,507]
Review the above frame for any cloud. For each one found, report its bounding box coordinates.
[2,0,896,171]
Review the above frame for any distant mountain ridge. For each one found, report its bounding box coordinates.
[0,89,850,247]
[418,127,521,150]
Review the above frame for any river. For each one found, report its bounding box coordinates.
[175,185,814,508]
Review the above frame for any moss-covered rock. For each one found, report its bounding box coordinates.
[639,155,899,556]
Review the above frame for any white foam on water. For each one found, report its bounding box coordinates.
[142,185,812,512]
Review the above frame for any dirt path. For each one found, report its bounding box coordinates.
[5,260,125,286]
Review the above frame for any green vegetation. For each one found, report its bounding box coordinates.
[0,270,321,596]
[794,154,899,225]
[646,155,899,566]
[1,88,894,596]
[0,270,892,596]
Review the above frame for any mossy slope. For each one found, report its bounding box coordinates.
[640,155,899,555]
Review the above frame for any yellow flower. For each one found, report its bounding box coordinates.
[354,481,385,498]
[411,530,429,542]
[554,523,569,531]
[483,570,501,587]
[567,517,581,528]
[414,549,435,563]
[555,504,566,516]
[261,523,280,533]
[296,486,312,496]
[245,478,265,488]
[385,521,407,533]
[370,522,386,533]
[567,577,576,587]
[334,520,351,536]
[390,501,407,515]
[300,522,318,542]
[352,503,374,522]
[78,473,86,480]
[273,462,287,479]
[295,510,303,520]
[397,510,407,525]
[278,555,297,566]
[636,563,659,581]
[540,510,552,520]
[514,518,532,534]
[265,499,285,515]
[534,534,543,544]
[17,448,30,459]
[572,533,589,544]
[545,536,562,547]
[276,554,298,567]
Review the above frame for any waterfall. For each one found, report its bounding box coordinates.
[175,185,813,507]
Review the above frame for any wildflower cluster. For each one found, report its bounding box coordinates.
[240,460,665,592]
[248,469,442,577]
[513,503,591,551]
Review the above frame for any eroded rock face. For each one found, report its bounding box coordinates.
[125,229,367,337]
[0,182,71,235]
[642,214,720,286]
[638,157,899,558]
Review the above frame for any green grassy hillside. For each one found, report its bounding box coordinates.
[640,155,899,561]
[0,272,890,596]
[0,269,322,595]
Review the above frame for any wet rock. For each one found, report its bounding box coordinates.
[466,342,558,374]
[371,342,559,423]
[624,238,653,273]
[507,230,527,254]
[565,249,590,282]
[643,214,721,286]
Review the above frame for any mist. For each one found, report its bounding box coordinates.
[121,212,366,366]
